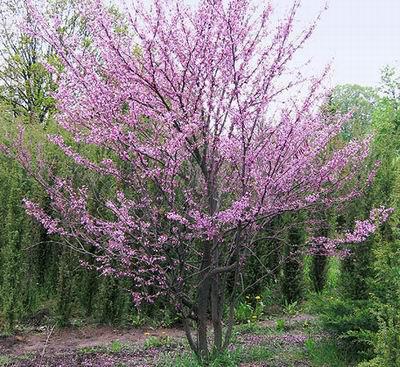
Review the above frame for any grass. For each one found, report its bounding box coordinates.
[144,335,176,349]
[158,345,273,367]
[77,339,131,355]
[234,322,272,335]
[78,345,102,354]
[0,356,11,366]
[241,345,273,364]
[0,353,34,366]
[110,339,124,353]
[303,338,350,367]
[275,318,286,332]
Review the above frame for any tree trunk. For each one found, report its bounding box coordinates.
[211,273,222,352]
[311,254,327,293]
[197,281,210,359]
[196,241,212,359]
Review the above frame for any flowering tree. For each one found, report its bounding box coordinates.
[8,0,388,359]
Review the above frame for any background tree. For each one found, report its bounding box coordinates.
[327,84,379,140]
[0,0,58,123]
[309,84,379,295]
[358,67,400,366]
[312,68,400,364]
[281,212,306,304]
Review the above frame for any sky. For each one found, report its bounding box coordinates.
[184,0,400,88]
[294,0,400,88]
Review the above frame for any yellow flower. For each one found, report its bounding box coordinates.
[252,315,257,319]
[255,296,261,300]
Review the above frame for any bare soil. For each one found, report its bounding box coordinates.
[0,314,319,366]
[0,324,184,355]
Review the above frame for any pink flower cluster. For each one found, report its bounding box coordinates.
[309,207,393,256]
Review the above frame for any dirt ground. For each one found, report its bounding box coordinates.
[0,314,320,366]
[0,325,184,356]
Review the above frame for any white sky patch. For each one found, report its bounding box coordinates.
[181,0,400,88]
[295,0,400,87]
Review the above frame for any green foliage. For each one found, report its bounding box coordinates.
[370,307,400,367]
[310,255,328,293]
[234,301,253,324]
[282,301,299,317]
[143,335,175,350]
[0,115,135,330]
[0,0,57,124]
[309,67,400,367]
[281,214,306,304]
[313,295,376,360]
[326,84,378,140]
[155,307,180,328]
[159,345,272,367]
[93,276,132,325]
[0,355,12,366]
[0,174,24,331]
[352,68,400,366]
[0,157,44,332]
[275,319,286,332]
[109,339,124,354]
[234,296,264,324]
[56,248,75,326]
[361,217,400,366]
[340,240,374,300]
[324,256,341,291]
[304,338,348,367]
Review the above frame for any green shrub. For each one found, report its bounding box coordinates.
[110,339,124,353]
[234,295,264,324]
[275,319,286,332]
[314,295,376,360]
[305,338,348,367]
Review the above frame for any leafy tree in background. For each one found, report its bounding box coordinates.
[309,210,332,293]
[6,0,390,360]
[0,165,25,332]
[309,84,379,295]
[315,68,400,364]
[380,65,400,103]
[0,0,58,124]
[0,108,134,331]
[0,0,135,329]
[327,84,379,140]
[281,212,306,304]
[338,74,399,302]
[359,67,400,367]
